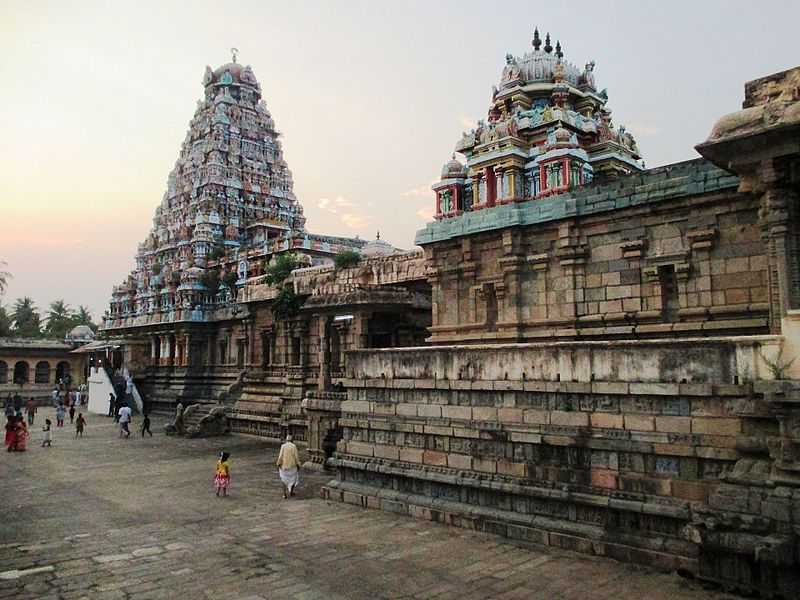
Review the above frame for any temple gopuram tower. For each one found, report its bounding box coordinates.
[106,53,364,325]
[433,29,642,219]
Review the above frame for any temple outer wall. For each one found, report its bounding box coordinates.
[323,339,800,595]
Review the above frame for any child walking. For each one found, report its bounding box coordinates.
[75,413,86,438]
[42,418,52,447]
[140,413,152,437]
[214,451,231,497]
[55,403,66,427]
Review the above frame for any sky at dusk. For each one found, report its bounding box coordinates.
[1,0,799,323]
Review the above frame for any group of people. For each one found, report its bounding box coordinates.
[107,392,152,437]
[213,434,301,500]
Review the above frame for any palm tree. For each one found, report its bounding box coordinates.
[11,297,42,338]
[45,299,75,339]
[75,305,97,332]
[0,261,10,295]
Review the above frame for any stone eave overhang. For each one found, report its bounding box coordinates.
[466,145,529,168]
[695,121,800,171]
[495,81,605,105]
[414,159,738,246]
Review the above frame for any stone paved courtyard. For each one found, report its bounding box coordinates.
[0,409,738,600]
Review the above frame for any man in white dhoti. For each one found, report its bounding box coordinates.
[276,434,300,499]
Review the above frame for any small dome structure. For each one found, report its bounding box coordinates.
[361,232,400,257]
[65,325,95,344]
[441,156,467,179]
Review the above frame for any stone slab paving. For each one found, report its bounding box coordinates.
[1,408,736,600]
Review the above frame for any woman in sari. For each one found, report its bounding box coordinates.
[4,416,17,452]
[14,419,28,451]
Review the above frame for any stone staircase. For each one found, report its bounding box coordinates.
[178,403,231,438]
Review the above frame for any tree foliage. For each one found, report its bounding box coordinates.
[272,286,302,320]
[0,302,11,337]
[223,271,239,289]
[208,245,225,261]
[264,253,300,286]
[11,297,42,338]
[200,268,220,293]
[45,299,74,339]
[334,249,361,270]
[0,260,11,296]
[74,305,97,333]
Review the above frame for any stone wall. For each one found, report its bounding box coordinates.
[324,340,800,595]
[418,159,771,344]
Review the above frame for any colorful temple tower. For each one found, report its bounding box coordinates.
[433,29,642,219]
[106,53,364,327]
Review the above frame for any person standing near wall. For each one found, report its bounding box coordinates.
[276,435,300,499]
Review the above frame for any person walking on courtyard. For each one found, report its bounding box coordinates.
[108,392,115,418]
[5,417,17,452]
[4,395,13,419]
[55,403,66,428]
[51,387,59,406]
[140,413,152,437]
[68,402,76,424]
[42,419,52,447]
[214,451,231,497]
[14,420,28,452]
[276,434,300,499]
[118,404,132,438]
[75,413,86,438]
[25,398,36,426]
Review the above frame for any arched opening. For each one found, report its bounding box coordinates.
[35,361,51,384]
[55,361,71,385]
[0,361,7,384]
[13,361,29,385]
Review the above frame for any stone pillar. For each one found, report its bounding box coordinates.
[160,336,169,366]
[354,313,370,349]
[472,174,481,207]
[168,335,176,366]
[184,334,191,367]
[318,317,332,391]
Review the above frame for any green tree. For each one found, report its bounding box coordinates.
[45,299,76,339]
[200,268,221,294]
[264,253,299,286]
[0,261,10,295]
[10,297,42,338]
[208,245,225,261]
[74,305,98,333]
[334,249,361,270]
[222,271,239,289]
[272,286,302,319]
[0,302,11,337]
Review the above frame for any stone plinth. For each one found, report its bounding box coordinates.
[323,339,800,596]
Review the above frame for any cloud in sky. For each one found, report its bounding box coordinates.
[317,196,369,230]
[317,195,354,214]
[341,213,370,229]
[401,183,435,198]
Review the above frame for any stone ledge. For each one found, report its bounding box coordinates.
[322,480,697,574]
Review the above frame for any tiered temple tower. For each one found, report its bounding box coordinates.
[107,54,363,325]
[433,29,642,219]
